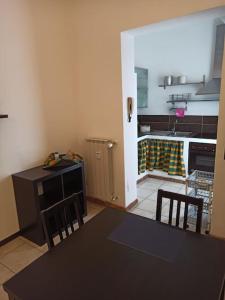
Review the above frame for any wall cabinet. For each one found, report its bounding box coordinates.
[12,162,86,246]
[135,67,148,108]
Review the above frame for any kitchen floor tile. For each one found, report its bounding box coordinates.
[137,187,153,200]
[142,178,164,185]
[178,185,187,194]
[147,191,159,201]
[135,178,190,224]
[140,179,164,190]
[130,208,155,219]
[163,181,184,188]
[159,183,181,193]
[137,198,157,213]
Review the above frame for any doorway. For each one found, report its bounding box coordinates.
[121,6,225,234]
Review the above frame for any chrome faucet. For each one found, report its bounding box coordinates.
[172,119,178,134]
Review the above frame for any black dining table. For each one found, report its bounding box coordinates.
[3,208,225,300]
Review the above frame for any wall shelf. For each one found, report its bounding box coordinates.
[159,75,206,89]
[167,99,219,103]
[0,114,8,119]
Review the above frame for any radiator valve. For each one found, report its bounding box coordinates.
[111,195,118,201]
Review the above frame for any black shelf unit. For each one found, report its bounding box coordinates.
[12,162,86,246]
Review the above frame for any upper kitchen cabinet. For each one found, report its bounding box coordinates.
[135,67,148,108]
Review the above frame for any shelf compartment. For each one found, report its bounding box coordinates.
[62,168,83,198]
[39,176,63,210]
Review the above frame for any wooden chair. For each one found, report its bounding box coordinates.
[41,191,84,249]
[156,189,203,233]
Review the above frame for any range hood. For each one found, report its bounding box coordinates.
[196,23,225,95]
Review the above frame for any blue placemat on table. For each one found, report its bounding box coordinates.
[108,214,185,263]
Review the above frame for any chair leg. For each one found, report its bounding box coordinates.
[220,280,224,300]
[74,201,84,228]
[41,213,54,250]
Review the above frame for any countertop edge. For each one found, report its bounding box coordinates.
[137,134,217,144]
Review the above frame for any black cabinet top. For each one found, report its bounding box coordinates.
[12,163,83,182]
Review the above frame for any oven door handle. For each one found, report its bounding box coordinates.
[190,150,215,155]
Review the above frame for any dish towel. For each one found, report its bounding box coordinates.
[176,108,185,118]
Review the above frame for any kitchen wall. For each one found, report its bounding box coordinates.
[138,115,218,138]
[135,9,225,116]
[1,0,225,241]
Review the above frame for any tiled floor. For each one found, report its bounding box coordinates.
[0,201,105,299]
[129,177,210,232]
[129,177,186,221]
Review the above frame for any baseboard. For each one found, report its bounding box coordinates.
[0,231,21,247]
[137,175,149,184]
[126,199,138,211]
[148,174,185,184]
[137,174,185,185]
[87,197,138,212]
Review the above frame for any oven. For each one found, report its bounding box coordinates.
[188,142,216,174]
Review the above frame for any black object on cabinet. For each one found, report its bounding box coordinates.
[12,162,86,246]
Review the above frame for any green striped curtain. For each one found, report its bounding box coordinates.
[138,139,186,177]
[138,139,149,174]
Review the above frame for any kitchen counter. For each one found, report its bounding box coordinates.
[137,132,217,181]
[137,132,217,144]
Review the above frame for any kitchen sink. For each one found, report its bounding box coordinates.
[149,130,172,136]
[149,130,192,137]
[168,131,192,137]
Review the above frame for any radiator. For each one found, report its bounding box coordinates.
[85,138,116,202]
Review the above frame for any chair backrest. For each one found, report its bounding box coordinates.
[41,191,84,249]
[156,189,203,233]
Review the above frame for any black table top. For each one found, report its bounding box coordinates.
[3,208,225,300]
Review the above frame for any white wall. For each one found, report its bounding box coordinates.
[135,9,225,116]
[121,33,138,207]
[0,0,79,241]
[0,1,49,240]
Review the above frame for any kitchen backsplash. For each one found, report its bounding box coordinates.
[138,115,218,138]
